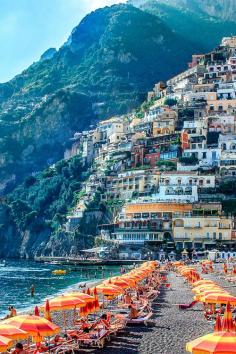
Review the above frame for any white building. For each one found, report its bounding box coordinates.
[153,172,215,202]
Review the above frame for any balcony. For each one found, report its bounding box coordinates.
[184,225,201,229]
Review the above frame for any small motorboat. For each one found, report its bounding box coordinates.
[0,260,6,267]
[52,269,67,275]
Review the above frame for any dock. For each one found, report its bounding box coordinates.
[34,256,145,266]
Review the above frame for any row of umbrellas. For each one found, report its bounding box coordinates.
[0,261,158,352]
[174,262,236,354]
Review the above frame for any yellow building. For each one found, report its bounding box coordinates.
[173,216,233,250]
[207,99,236,113]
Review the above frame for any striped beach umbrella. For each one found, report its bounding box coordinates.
[198,290,229,301]
[46,295,86,311]
[66,292,95,303]
[3,315,60,341]
[96,284,124,296]
[222,303,235,332]
[192,280,216,287]
[214,315,222,332]
[204,294,236,305]
[0,335,13,352]
[44,299,52,322]
[0,324,28,340]
[66,292,98,314]
[103,278,131,289]
[186,332,236,354]
[34,306,40,317]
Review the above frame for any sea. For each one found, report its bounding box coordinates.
[0,259,120,318]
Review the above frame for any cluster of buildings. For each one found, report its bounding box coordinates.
[65,37,236,260]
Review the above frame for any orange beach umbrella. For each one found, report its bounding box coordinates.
[186,331,236,354]
[45,295,86,311]
[95,284,124,296]
[0,324,28,340]
[3,315,60,341]
[204,294,236,305]
[103,278,131,289]
[192,280,216,287]
[66,292,95,303]
[0,335,13,352]
[222,303,235,332]
[44,299,52,322]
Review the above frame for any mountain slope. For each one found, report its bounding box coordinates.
[0,4,197,193]
[129,1,236,52]
[157,0,236,22]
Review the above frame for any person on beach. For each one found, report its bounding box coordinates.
[12,343,27,354]
[128,304,139,319]
[124,292,132,304]
[30,284,35,297]
[99,313,110,329]
[4,306,17,319]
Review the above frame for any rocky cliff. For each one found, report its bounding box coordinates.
[0,156,105,258]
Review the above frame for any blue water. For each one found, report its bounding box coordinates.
[0,260,120,318]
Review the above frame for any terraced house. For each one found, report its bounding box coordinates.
[66,36,236,260]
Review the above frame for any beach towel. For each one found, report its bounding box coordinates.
[178,300,197,310]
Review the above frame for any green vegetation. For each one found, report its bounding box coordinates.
[0,4,203,191]
[164,98,178,107]
[222,199,236,214]
[7,156,87,233]
[219,179,236,195]
[142,1,236,52]
[156,160,176,170]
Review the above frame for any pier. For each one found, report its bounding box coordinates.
[34,256,145,266]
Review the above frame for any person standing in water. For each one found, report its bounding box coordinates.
[30,284,35,297]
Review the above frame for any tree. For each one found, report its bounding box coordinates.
[164,98,177,107]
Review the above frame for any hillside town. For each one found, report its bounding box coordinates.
[64,36,236,261]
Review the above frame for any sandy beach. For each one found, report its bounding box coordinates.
[72,270,236,354]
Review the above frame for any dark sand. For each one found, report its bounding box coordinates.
[94,270,236,354]
[55,269,236,354]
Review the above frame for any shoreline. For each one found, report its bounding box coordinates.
[0,260,122,319]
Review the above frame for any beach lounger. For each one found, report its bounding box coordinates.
[54,341,79,354]
[126,312,153,326]
[72,328,110,349]
[109,314,127,334]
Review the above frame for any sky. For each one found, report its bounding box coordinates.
[0,0,126,83]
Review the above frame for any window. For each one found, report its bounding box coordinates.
[202,152,207,158]
[219,232,222,240]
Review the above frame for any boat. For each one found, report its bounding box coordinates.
[52,269,67,275]
[0,260,6,267]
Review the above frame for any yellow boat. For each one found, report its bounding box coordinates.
[52,269,67,275]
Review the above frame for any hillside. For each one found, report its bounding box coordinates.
[158,0,236,22]
[129,0,236,51]
[0,156,100,258]
[0,4,197,193]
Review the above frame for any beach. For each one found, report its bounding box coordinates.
[80,270,236,354]
[2,262,236,354]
